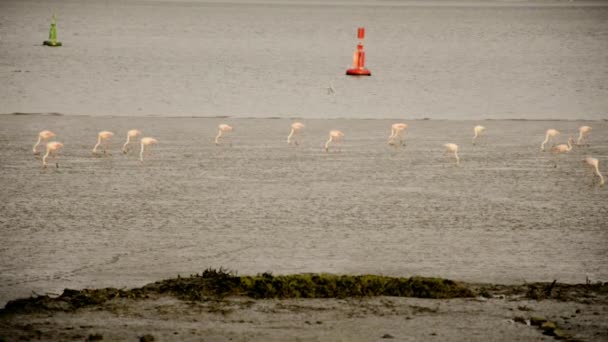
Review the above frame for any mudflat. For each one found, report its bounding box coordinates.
[1,115,606,307]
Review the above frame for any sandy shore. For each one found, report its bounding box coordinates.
[1,276,607,341]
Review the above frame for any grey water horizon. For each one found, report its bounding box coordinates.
[1,0,607,120]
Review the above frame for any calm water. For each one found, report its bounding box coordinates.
[1,0,607,119]
[1,0,608,306]
[0,115,607,306]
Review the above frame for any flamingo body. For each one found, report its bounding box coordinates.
[541,129,560,151]
[551,138,573,153]
[122,129,142,154]
[444,143,460,165]
[93,131,114,154]
[577,126,592,146]
[140,137,158,162]
[43,141,63,168]
[215,124,233,145]
[585,157,605,186]
[33,130,56,154]
[472,125,486,145]
[287,122,305,145]
[388,123,407,146]
[325,130,344,152]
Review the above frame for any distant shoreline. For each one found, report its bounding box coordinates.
[2,113,606,121]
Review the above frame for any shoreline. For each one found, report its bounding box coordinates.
[2,113,607,122]
[1,271,606,341]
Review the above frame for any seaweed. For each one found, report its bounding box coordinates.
[0,268,473,314]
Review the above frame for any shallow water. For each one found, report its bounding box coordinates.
[0,115,606,305]
[1,0,607,119]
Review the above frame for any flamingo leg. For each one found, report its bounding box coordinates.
[215,130,223,145]
[325,136,333,152]
[122,136,131,154]
[33,136,42,154]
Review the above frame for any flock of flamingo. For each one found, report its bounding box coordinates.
[31,122,604,186]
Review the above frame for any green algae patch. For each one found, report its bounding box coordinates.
[1,269,473,313]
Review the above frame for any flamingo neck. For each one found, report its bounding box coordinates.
[93,136,102,152]
[325,136,333,150]
[42,149,50,167]
[33,136,42,153]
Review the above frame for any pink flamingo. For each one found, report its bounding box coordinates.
[42,142,64,168]
[541,129,560,151]
[550,137,573,168]
[551,138,573,153]
[584,157,604,186]
[577,126,592,146]
[472,125,486,145]
[215,124,233,145]
[444,143,460,165]
[33,130,56,154]
[287,122,305,146]
[122,129,142,154]
[140,137,158,162]
[93,131,114,155]
[388,123,407,146]
[325,130,344,152]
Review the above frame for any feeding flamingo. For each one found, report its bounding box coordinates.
[444,143,460,165]
[215,124,233,145]
[140,137,158,162]
[577,126,592,146]
[550,137,573,168]
[325,130,344,152]
[541,129,560,151]
[33,130,56,154]
[472,125,486,145]
[93,131,114,155]
[122,129,142,154]
[42,141,63,168]
[287,122,305,146]
[551,138,574,153]
[388,123,407,146]
[584,157,604,187]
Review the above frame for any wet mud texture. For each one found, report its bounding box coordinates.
[0,116,607,306]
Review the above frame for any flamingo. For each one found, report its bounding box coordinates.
[444,143,460,165]
[122,129,142,154]
[541,129,560,151]
[550,137,573,168]
[287,122,305,146]
[551,138,573,153]
[93,131,114,155]
[42,141,63,168]
[33,130,56,154]
[388,123,407,146]
[140,137,158,162]
[584,157,605,186]
[325,130,344,152]
[215,124,233,145]
[576,126,592,146]
[472,125,486,145]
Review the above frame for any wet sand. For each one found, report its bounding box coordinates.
[0,115,607,308]
[1,280,607,341]
[1,295,606,341]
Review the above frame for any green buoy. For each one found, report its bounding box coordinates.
[43,14,62,47]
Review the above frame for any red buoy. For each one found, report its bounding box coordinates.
[346,27,371,76]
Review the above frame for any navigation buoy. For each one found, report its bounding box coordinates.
[43,14,62,47]
[346,27,371,76]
